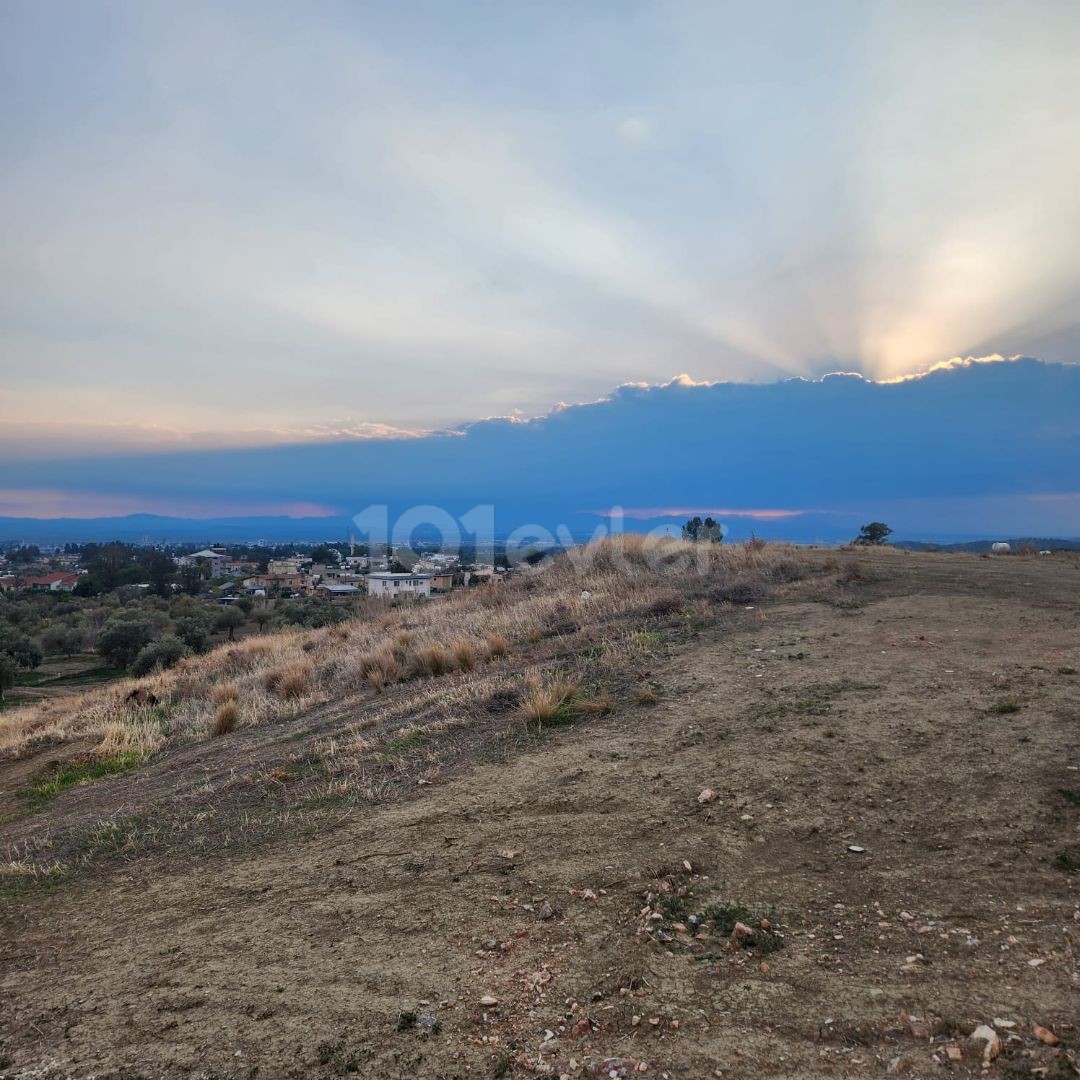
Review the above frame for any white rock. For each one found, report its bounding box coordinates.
[970,1025,1001,1067]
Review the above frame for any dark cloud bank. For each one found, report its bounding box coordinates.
[3,358,1078,543]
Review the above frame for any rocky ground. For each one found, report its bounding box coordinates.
[1,548,1078,1078]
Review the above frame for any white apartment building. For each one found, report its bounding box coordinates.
[366,572,434,600]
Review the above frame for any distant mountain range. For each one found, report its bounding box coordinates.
[0,512,1077,551]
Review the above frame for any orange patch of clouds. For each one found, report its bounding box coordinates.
[592,506,816,521]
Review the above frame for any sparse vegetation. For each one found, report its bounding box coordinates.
[23,751,144,808]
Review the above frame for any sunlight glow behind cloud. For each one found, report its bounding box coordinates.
[0,1,1078,444]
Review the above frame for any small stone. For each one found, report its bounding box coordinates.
[969,1025,1001,1067]
[537,903,554,921]
[698,788,719,804]
[847,845,866,854]
[1032,1024,1060,1046]
[479,995,499,1007]
[944,1044,962,1062]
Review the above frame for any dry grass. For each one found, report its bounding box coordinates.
[211,701,240,737]
[521,674,578,728]
[212,683,239,706]
[452,638,477,672]
[411,643,453,678]
[484,631,509,658]
[0,538,825,763]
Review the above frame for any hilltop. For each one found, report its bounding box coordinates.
[1,541,1078,1078]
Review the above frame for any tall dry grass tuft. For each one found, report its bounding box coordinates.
[212,701,240,736]
[521,674,577,728]
[452,638,477,672]
[484,631,508,658]
[361,648,401,693]
[212,682,239,706]
[264,662,314,699]
[411,643,454,678]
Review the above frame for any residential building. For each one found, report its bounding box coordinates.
[316,584,362,600]
[366,572,434,600]
[17,571,80,592]
[177,549,229,573]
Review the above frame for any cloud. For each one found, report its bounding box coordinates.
[3,357,1077,540]
[617,117,651,144]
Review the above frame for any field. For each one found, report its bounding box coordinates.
[1,543,1078,1078]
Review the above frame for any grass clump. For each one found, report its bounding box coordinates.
[360,648,401,693]
[386,727,425,754]
[212,682,239,706]
[411,643,453,678]
[451,638,477,672]
[24,751,144,809]
[484,631,508,658]
[211,701,240,737]
[521,675,612,730]
[264,662,313,699]
[988,699,1021,715]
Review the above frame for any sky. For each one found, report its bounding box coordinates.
[1,1,1078,535]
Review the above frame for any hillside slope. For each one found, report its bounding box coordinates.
[2,546,1078,1078]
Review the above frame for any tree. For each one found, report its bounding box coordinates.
[130,635,189,677]
[235,595,254,615]
[682,516,724,543]
[137,549,176,597]
[214,606,246,641]
[9,544,40,563]
[173,614,212,653]
[84,543,138,591]
[41,625,85,658]
[0,625,43,670]
[177,565,205,596]
[0,654,16,701]
[853,522,893,546]
[310,544,339,565]
[97,617,157,670]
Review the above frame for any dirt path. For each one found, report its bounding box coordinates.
[1,553,1078,1078]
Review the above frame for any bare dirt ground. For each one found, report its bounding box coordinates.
[1,550,1078,1079]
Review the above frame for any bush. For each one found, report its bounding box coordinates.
[130,635,190,676]
[97,617,157,670]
